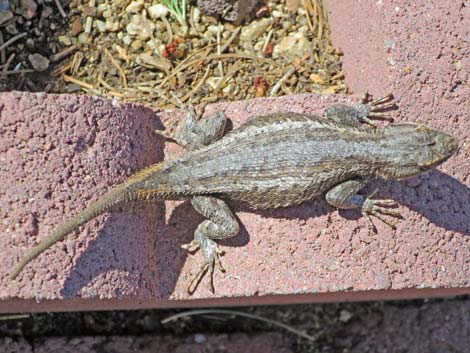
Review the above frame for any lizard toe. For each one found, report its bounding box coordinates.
[362,196,402,232]
[181,239,200,252]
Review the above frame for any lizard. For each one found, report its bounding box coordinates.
[9,94,458,293]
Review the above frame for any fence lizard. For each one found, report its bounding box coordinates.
[10,94,458,293]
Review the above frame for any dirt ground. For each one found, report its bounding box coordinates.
[1,297,468,352]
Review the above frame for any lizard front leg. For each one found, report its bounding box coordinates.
[324,93,395,127]
[325,179,402,232]
[183,196,240,294]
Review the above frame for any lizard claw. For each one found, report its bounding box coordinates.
[361,194,402,232]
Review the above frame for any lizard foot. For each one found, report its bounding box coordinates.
[154,105,198,142]
[361,192,402,232]
[182,239,226,294]
[355,92,396,127]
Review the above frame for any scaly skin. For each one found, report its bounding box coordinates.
[10,94,458,293]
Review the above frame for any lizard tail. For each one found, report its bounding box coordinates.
[9,184,131,280]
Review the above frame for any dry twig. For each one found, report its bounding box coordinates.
[104,47,128,88]
[0,33,27,52]
[54,0,67,18]
[162,309,320,342]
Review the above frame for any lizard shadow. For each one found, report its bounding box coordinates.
[60,169,468,299]
[59,108,192,299]
[231,168,470,237]
[389,170,470,235]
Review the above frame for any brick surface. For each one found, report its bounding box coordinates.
[1,0,469,313]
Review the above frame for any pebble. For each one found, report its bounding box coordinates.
[58,35,72,46]
[95,20,106,32]
[193,333,207,343]
[122,34,132,45]
[28,53,49,71]
[20,0,37,20]
[125,0,144,13]
[273,32,309,59]
[105,19,119,32]
[41,6,53,19]
[130,39,143,51]
[148,4,168,19]
[71,18,83,36]
[102,9,113,18]
[240,18,272,42]
[82,5,97,16]
[5,23,18,35]
[126,14,155,40]
[206,76,222,90]
[192,7,200,22]
[77,32,90,44]
[0,10,13,26]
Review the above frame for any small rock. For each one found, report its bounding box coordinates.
[0,0,9,12]
[105,19,119,32]
[125,0,144,13]
[5,23,18,35]
[286,0,300,12]
[28,53,49,71]
[282,21,292,30]
[130,39,143,51]
[148,4,168,19]
[122,35,132,45]
[0,10,13,26]
[126,14,155,40]
[102,9,113,18]
[194,333,207,343]
[240,18,272,42]
[339,309,353,323]
[41,6,53,19]
[273,32,309,59]
[192,7,200,22]
[58,35,72,46]
[82,6,97,17]
[71,18,83,36]
[96,3,108,15]
[26,38,34,48]
[77,32,90,44]
[206,76,222,90]
[95,19,106,32]
[20,0,37,20]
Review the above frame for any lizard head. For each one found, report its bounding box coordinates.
[378,123,458,180]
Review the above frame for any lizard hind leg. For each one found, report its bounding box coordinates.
[183,196,240,294]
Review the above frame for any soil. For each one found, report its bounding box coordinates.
[1,297,469,352]
[0,0,345,109]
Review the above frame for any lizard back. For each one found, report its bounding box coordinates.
[141,113,384,209]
